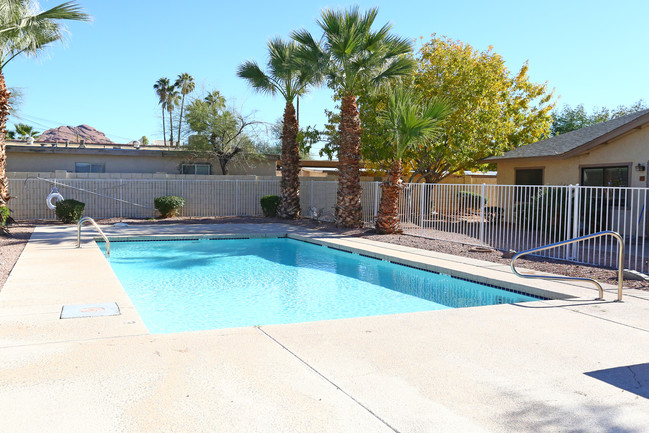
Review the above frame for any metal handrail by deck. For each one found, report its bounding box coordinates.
[77,216,110,257]
[510,230,624,301]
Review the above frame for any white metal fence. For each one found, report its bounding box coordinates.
[389,183,648,275]
[7,177,648,274]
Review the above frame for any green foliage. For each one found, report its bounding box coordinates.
[457,191,487,211]
[266,119,320,158]
[378,85,451,161]
[551,100,648,136]
[154,196,185,218]
[323,36,556,182]
[0,1,90,70]
[409,36,555,182]
[14,123,39,139]
[291,6,414,97]
[184,90,260,174]
[140,136,149,145]
[237,38,318,103]
[55,199,85,224]
[0,206,9,227]
[260,195,280,217]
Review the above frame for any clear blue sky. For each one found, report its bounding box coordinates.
[6,0,649,149]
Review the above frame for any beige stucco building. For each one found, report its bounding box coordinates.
[485,109,649,187]
[6,140,278,176]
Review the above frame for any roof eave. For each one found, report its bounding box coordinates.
[560,113,649,158]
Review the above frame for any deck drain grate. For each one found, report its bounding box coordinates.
[60,302,120,319]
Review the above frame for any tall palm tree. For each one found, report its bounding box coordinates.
[153,77,170,146]
[0,0,89,207]
[166,85,180,146]
[174,73,194,147]
[238,38,319,219]
[292,6,415,228]
[375,87,451,234]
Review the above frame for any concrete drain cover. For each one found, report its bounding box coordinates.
[60,302,120,319]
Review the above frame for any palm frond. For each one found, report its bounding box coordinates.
[0,0,89,69]
[237,60,276,96]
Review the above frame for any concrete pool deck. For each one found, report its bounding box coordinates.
[1,223,648,432]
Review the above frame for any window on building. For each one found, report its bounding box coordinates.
[581,166,629,187]
[75,162,105,173]
[581,165,629,207]
[515,168,543,185]
[181,163,211,175]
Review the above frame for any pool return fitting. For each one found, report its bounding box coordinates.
[510,230,624,302]
[77,216,110,257]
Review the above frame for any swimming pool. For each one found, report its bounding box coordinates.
[105,237,540,333]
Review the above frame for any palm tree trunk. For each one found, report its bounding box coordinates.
[168,110,174,147]
[0,73,12,207]
[336,93,363,228]
[177,95,185,148]
[161,107,167,146]
[376,159,403,234]
[277,101,300,219]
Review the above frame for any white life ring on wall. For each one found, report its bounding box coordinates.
[46,189,64,210]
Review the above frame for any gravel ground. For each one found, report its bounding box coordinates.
[0,222,35,289]
[1,216,646,291]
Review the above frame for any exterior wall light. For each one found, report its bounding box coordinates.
[635,163,646,172]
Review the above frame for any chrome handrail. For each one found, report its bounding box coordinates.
[77,216,110,257]
[510,230,624,301]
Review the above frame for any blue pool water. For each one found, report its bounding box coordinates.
[104,238,540,333]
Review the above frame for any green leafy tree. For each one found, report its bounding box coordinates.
[375,86,450,234]
[325,36,556,184]
[153,77,170,146]
[140,135,149,145]
[174,73,195,146]
[14,123,39,139]
[292,6,415,227]
[238,38,319,219]
[551,100,648,136]
[409,36,555,183]
[184,90,260,175]
[0,0,89,207]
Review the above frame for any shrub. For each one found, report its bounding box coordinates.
[154,196,185,218]
[55,199,85,223]
[260,195,280,217]
[0,206,9,227]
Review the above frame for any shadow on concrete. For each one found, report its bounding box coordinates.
[502,392,646,433]
[585,363,649,399]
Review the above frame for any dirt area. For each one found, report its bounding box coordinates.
[0,222,35,289]
[1,216,646,291]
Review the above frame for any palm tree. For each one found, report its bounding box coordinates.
[375,87,450,234]
[292,6,415,228]
[238,38,319,219]
[174,73,194,147]
[166,86,180,146]
[14,123,40,140]
[0,0,89,207]
[153,77,170,146]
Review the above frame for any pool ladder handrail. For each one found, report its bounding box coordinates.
[77,216,110,257]
[510,230,624,301]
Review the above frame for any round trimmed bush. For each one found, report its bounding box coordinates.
[154,196,185,218]
[260,195,280,217]
[55,199,85,224]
